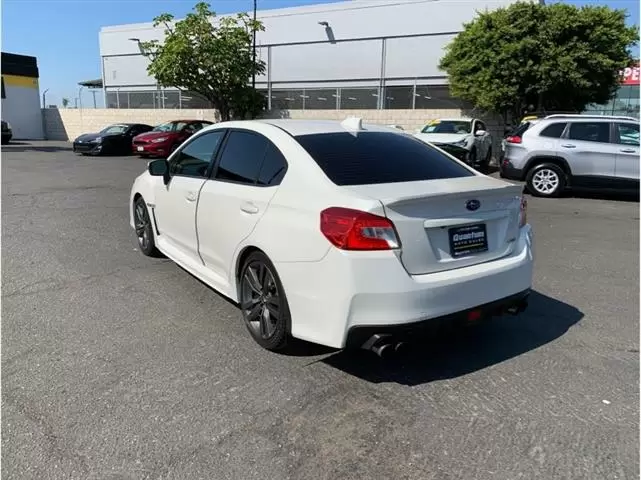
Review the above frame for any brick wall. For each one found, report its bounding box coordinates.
[43,108,222,141]
[43,108,462,141]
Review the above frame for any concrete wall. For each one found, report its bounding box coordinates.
[2,75,44,139]
[43,107,506,158]
[43,107,463,141]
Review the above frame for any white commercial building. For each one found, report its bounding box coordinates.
[99,0,526,111]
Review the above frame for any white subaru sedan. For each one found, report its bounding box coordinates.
[130,117,533,355]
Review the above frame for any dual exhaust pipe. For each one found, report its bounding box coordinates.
[361,334,408,359]
[362,298,529,358]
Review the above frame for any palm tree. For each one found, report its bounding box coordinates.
[62,97,70,108]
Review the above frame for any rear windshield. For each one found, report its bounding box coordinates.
[294,131,474,186]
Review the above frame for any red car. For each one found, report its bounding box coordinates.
[132,120,214,157]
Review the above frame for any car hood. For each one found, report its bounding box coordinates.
[414,132,471,144]
[135,131,175,141]
[75,132,101,142]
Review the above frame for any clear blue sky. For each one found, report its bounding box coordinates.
[2,0,639,107]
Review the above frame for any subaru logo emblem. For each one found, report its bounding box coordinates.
[466,199,481,211]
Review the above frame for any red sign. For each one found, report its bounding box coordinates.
[620,64,640,85]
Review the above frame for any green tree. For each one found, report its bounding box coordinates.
[140,2,266,121]
[439,1,638,122]
[61,97,70,108]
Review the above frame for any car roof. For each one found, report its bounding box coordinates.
[427,118,473,122]
[164,119,213,123]
[230,119,399,136]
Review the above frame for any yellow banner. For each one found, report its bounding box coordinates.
[2,74,39,89]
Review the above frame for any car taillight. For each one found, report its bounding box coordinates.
[320,207,401,251]
[519,196,527,227]
[506,135,522,144]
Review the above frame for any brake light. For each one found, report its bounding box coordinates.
[320,207,401,250]
[506,135,522,144]
[519,196,528,227]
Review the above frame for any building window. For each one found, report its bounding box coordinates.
[303,89,339,109]
[339,87,379,109]
[384,86,413,109]
[162,91,180,109]
[106,92,118,108]
[181,91,213,109]
[128,91,155,108]
[271,89,304,110]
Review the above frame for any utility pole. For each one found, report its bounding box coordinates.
[252,0,257,89]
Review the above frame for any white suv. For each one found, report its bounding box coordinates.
[500,115,640,197]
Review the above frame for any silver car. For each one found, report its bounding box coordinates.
[500,115,640,197]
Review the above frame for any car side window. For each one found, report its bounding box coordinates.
[214,131,268,185]
[615,123,640,146]
[257,144,288,186]
[169,131,225,178]
[567,122,610,143]
[539,122,567,138]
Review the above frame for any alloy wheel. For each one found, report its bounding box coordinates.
[240,261,281,339]
[134,201,151,250]
[532,168,560,195]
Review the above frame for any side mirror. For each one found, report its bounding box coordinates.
[148,159,170,184]
[475,129,487,136]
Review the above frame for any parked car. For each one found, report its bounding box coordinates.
[414,118,493,170]
[501,114,640,197]
[499,112,579,163]
[73,123,153,156]
[130,118,532,354]
[132,120,214,157]
[1,120,12,144]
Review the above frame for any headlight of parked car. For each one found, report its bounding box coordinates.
[151,137,168,143]
[452,139,468,148]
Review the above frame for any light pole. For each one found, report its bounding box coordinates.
[252,0,257,89]
[78,86,84,109]
[42,88,49,108]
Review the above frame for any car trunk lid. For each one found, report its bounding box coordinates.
[345,176,524,275]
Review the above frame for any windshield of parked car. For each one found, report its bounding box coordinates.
[100,124,129,135]
[295,131,474,186]
[421,120,472,135]
[153,121,187,132]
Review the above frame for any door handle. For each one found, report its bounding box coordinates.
[620,148,637,153]
[185,191,198,202]
[240,202,259,214]
[561,144,576,148]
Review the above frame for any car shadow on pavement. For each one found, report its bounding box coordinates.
[567,190,639,203]
[2,142,72,153]
[321,291,583,386]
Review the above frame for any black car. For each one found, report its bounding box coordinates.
[73,123,153,155]
[1,120,13,144]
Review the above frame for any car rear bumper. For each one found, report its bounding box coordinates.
[499,159,525,181]
[133,142,170,156]
[275,224,534,349]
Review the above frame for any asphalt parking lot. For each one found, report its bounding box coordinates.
[2,141,639,480]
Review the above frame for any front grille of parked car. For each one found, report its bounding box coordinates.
[133,139,150,145]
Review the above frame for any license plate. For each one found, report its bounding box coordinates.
[449,223,488,258]
[137,146,144,152]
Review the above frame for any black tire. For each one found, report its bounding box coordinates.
[133,197,161,257]
[468,148,477,166]
[526,163,566,197]
[238,251,291,351]
[483,147,492,167]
